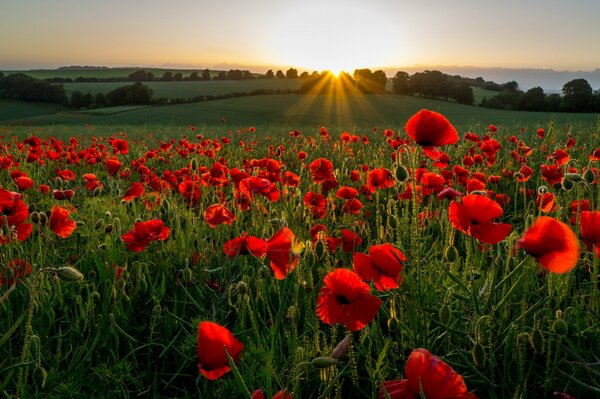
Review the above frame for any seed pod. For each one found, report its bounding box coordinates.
[565,173,582,182]
[583,168,596,184]
[311,357,339,368]
[104,224,113,234]
[552,319,568,336]
[55,267,84,282]
[76,221,85,227]
[439,304,451,325]
[30,211,40,224]
[39,213,48,225]
[529,328,545,354]
[28,203,37,213]
[331,334,353,360]
[32,366,47,389]
[394,165,409,182]
[444,246,459,262]
[94,219,104,230]
[472,342,487,369]
[92,187,102,196]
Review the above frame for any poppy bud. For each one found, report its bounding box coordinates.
[472,342,487,369]
[76,221,85,227]
[105,224,113,234]
[269,218,281,226]
[94,219,104,230]
[310,356,339,368]
[32,366,47,389]
[537,186,548,195]
[388,215,399,229]
[105,211,112,217]
[564,173,582,182]
[387,317,400,334]
[444,246,459,262]
[561,178,574,191]
[137,276,147,292]
[55,267,84,282]
[28,203,36,212]
[314,240,326,259]
[190,158,198,171]
[236,281,248,294]
[394,165,408,182]
[583,168,596,184]
[92,187,102,196]
[552,319,568,336]
[30,211,40,224]
[529,328,545,354]
[92,291,101,301]
[39,213,48,225]
[97,243,107,250]
[439,304,451,325]
[331,334,353,360]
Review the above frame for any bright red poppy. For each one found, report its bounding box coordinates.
[0,188,32,243]
[121,219,170,252]
[14,176,34,191]
[342,198,363,215]
[111,138,129,155]
[223,233,267,258]
[252,390,292,399]
[196,321,244,380]
[336,186,359,199]
[309,158,334,183]
[341,229,362,253]
[0,259,32,287]
[366,168,395,193]
[405,110,458,158]
[123,182,145,202]
[316,268,381,331]
[580,211,600,258]
[53,189,75,200]
[516,216,579,274]
[49,206,77,238]
[353,244,406,291]
[266,227,299,279]
[536,192,556,213]
[448,194,512,244]
[204,204,236,228]
[106,158,122,176]
[379,348,478,399]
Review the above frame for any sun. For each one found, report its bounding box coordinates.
[269,4,407,74]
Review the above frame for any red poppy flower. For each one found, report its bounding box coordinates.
[0,259,32,287]
[309,158,334,183]
[83,173,102,191]
[580,211,600,258]
[121,219,170,252]
[37,184,50,194]
[405,110,458,158]
[0,188,32,243]
[380,349,479,399]
[56,169,76,181]
[304,191,327,219]
[353,244,406,291]
[448,194,512,244]
[266,227,299,279]
[252,390,292,399]
[366,168,395,193]
[123,182,145,202]
[196,321,244,380]
[342,198,363,215]
[341,229,362,252]
[49,206,77,238]
[516,216,579,274]
[204,204,236,228]
[106,158,122,176]
[536,192,556,213]
[14,176,34,191]
[517,165,534,183]
[112,139,129,155]
[336,186,359,199]
[53,189,75,200]
[541,164,564,186]
[223,233,267,258]
[316,268,381,331]
[537,128,545,138]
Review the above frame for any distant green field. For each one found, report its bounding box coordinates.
[3,94,597,129]
[0,100,67,122]
[62,79,302,98]
[1,68,228,80]
[472,87,501,105]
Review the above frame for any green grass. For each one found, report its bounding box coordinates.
[0,100,68,122]
[3,94,598,130]
[61,79,302,98]
[472,87,501,105]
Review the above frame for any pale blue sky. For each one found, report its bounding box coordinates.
[1,0,599,71]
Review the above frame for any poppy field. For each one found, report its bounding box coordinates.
[1,111,600,398]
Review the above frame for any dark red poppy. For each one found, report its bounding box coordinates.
[266,227,299,279]
[541,164,564,186]
[204,204,236,228]
[37,184,50,194]
[106,158,122,176]
[537,128,545,138]
[341,229,362,252]
[516,216,579,273]
[0,188,32,243]
[405,110,458,156]
[342,198,363,215]
[223,233,267,258]
[123,182,145,202]
[121,219,170,252]
[196,321,244,380]
[252,390,292,399]
[353,244,406,291]
[336,186,359,199]
[366,168,395,193]
[49,206,77,238]
[83,173,102,191]
[448,194,512,244]
[316,268,381,331]
[0,259,32,287]
[112,139,129,155]
[380,349,479,399]
[536,192,556,213]
[309,158,334,183]
[304,191,327,219]
[53,189,75,200]
[56,169,76,181]
[14,176,34,191]
[580,211,600,258]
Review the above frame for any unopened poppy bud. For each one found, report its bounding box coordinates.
[472,342,487,369]
[55,267,84,282]
[39,213,48,225]
[331,334,353,360]
[552,319,568,336]
[561,178,574,191]
[439,304,451,325]
[565,173,582,182]
[135,217,143,223]
[190,158,198,170]
[76,220,85,227]
[28,203,36,212]
[92,291,101,301]
[529,329,545,354]
[387,317,400,333]
[583,168,596,184]
[105,224,113,234]
[94,219,104,230]
[388,215,399,229]
[97,243,107,250]
[394,165,408,182]
[32,366,47,389]
[236,281,248,294]
[314,240,326,259]
[92,187,102,196]
[537,186,548,195]
[444,246,459,262]
[311,356,339,368]
[269,218,281,226]
[105,211,112,217]
[30,211,40,224]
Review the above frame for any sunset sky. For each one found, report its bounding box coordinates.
[2,0,599,72]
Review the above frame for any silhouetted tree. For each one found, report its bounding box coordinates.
[128,70,154,82]
[518,87,546,111]
[392,71,411,94]
[173,72,183,81]
[544,94,562,111]
[214,71,228,80]
[161,71,173,81]
[265,70,275,79]
[276,70,285,79]
[202,69,211,81]
[242,70,254,80]
[449,82,474,105]
[299,71,309,79]
[502,81,519,93]
[561,78,592,111]
[106,82,153,106]
[286,68,298,79]
[353,69,387,93]
[94,92,106,107]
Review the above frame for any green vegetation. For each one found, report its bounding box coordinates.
[0,67,221,80]
[0,100,67,122]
